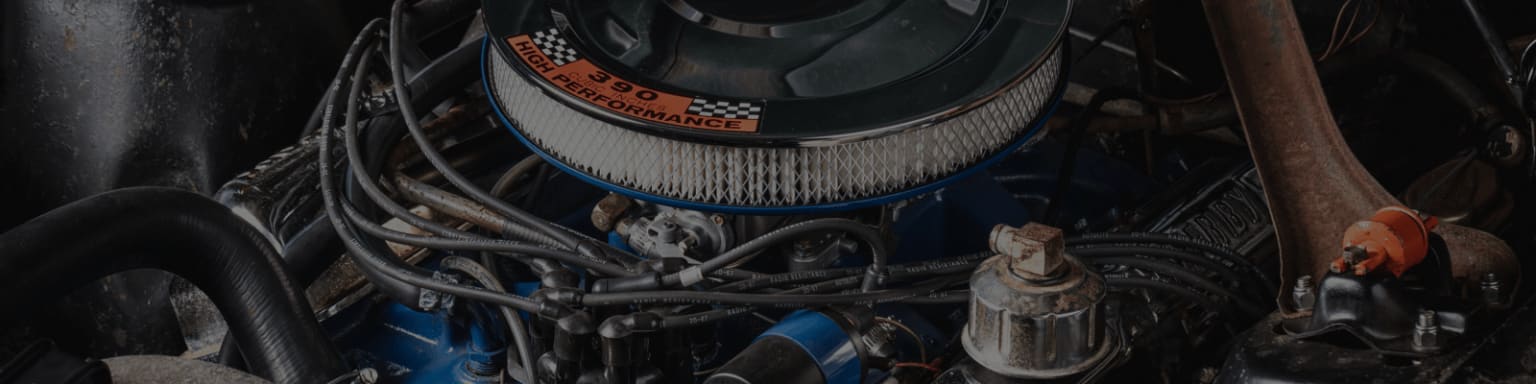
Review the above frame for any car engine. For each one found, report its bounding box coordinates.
[3,0,1536,383]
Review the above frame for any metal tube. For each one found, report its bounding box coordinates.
[1458,0,1520,94]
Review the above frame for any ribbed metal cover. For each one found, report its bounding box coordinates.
[487,47,1062,210]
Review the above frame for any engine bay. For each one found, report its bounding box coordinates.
[3,0,1536,383]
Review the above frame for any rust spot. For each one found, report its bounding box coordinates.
[63,27,77,51]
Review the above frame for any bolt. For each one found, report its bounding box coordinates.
[1484,125,1525,166]
[1482,272,1503,307]
[864,323,898,360]
[358,368,379,384]
[1412,310,1439,350]
[418,290,441,311]
[1333,246,1368,273]
[1292,275,1316,310]
[1196,367,1220,384]
[989,223,1064,279]
[1342,246,1366,264]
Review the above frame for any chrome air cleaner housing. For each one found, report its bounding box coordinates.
[483,0,1071,213]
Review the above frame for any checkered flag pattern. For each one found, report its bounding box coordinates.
[532,28,579,66]
[687,98,763,120]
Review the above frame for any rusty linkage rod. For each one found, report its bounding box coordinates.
[1200,0,1518,315]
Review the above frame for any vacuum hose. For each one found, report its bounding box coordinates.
[0,187,348,384]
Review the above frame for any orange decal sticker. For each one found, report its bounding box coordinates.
[507,32,761,133]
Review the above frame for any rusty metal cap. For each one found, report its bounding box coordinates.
[966,224,1112,379]
[989,223,1065,280]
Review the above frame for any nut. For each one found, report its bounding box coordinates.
[989,223,1064,279]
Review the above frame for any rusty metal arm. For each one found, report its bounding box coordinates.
[1200,0,1518,315]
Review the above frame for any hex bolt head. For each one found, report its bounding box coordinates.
[1412,310,1439,350]
[1292,275,1316,310]
[1485,125,1527,167]
[989,223,1064,280]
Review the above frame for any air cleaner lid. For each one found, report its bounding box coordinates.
[483,0,1070,146]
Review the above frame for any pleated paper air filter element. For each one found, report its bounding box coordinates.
[482,0,1072,213]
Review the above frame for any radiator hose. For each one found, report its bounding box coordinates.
[0,187,348,384]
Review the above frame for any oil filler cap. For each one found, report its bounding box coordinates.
[963,223,1114,379]
[482,0,1071,212]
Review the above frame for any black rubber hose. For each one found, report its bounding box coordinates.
[575,275,960,307]
[1316,49,1500,127]
[1066,232,1276,291]
[1385,50,1499,126]
[0,187,347,384]
[383,5,640,271]
[352,40,481,220]
[393,175,565,249]
[321,19,432,312]
[709,268,768,281]
[302,3,479,140]
[902,290,970,304]
[338,201,633,277]
[1046,87,1137,224]
[343,83,481,242]
[222,18,393,375]
[658,307,756,329]
[658,274,970,328]
[653,288,836,329]
[317,31,557,316]
[1320,49,1499,127]
[338,38,612,278]
[441,256,536,384]
[712,252,989,293]
[219,217,345,371]
[1069,244,1266,300]
[1104,276,1224,315]
[656,218,887,288]
[711,268,862,293]
[491,155,544,198]
[329,28,608,322]
[229,19,488,372]
[1089,257,1265,316]
[386,0,581,250]
[281,218,346,284]
[352,38,480,218]
[294,16,392,282]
